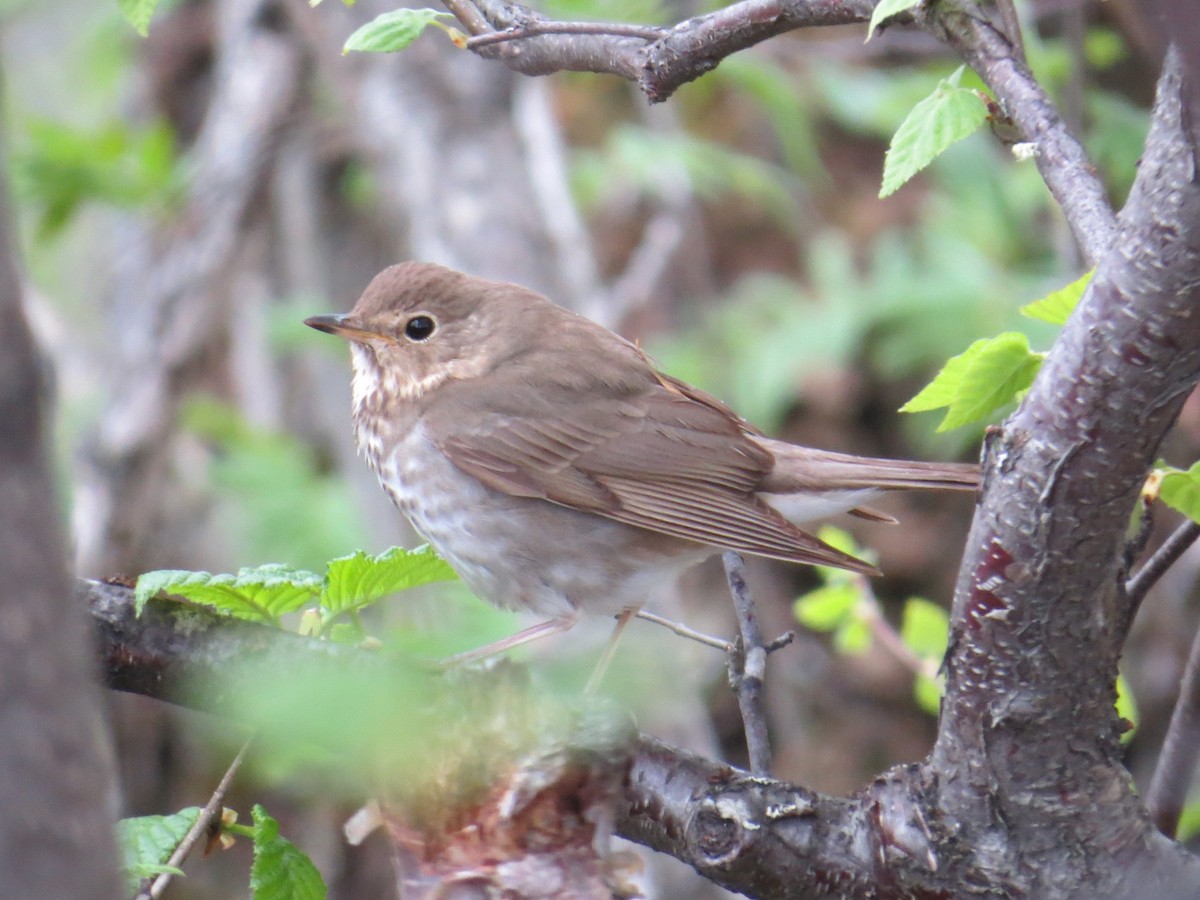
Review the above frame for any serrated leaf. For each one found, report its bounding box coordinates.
[880,66,988,198]
[135,565,322,624]
[343,8,451,54]
[913,673,943,715]
[899,597,949,660]
[250,805,327,900]
[794,583,858,632]
[1160,462,1200,523]
[901,333,1042,431]
[118,0,158,36]
[1020,270,1094,325]
[1116,672,1138,744]
[118,807,201,893]
[835,616,872,654]
[867,0,921,39]
[322,545,458,615]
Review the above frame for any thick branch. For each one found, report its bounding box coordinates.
[448,0,876,102]
[930,48,1200,894]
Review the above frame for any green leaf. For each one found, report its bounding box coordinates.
[899,597,949,660]
[1178,799,1200,842]
[794,583,858,632]
[322,545,458,615]
[118,0,158,36]
[135,565,322,624]
[1115,672,1138,744]
[118,807,201,893]
[867,0,921,40]
[1020,270,1093,325]
[900,332,1043,431]
[1158,463,1200,523]
[880,66,989,198]
[343,8,451,54]
[834,616,872,654]
[913,673,943,715]
[250,805,327,900]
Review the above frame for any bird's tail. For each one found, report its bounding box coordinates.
[757,438,980,494]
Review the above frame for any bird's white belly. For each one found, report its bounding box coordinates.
[369,423,701,619]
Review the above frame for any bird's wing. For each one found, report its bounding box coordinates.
[424,365,877,574]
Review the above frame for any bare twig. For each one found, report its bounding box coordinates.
[137,738,252,900]
[1147,621,1200,838]
[1125,519,1200,621]
[922,2,1117,264]
[635,609,731,651]
[467,21,663,49]
[723,552,772,776]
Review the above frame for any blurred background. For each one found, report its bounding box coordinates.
[7,0,1197,894]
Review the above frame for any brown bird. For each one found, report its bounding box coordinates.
[306,262,978,665]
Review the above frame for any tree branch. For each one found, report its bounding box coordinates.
[445,0,876,102]
[722,552,773,776]
[929,46,1200,893]
[1147,616,1200,839]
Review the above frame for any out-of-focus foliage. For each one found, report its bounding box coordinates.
[182,398,370,570]
[12,118,180,240]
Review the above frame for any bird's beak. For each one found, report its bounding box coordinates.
[304,314,384,343]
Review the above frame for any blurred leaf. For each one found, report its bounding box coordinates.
[867,0,921,39]
[182,397,369,569]
[1159,463,1200,524]
[1084,27,1128,69]
[717,56,824,176]
[249,805,326,900]
[834,616,872,654]
[118,0,158,35]
[794,583,858,632]
[135,565,322,624]
[118,807,201,893]
[323,545,458,615]
[901,333,1042,431]
[13,118,180,240]
[881,66,989,198]
[540,0,664,22]
[913,673,943,715]
[1178,800,1200,842]
[899,597,949,660]
[1115,672,1137,745]
[343,8,452,54]
[1086,90,1151,203]
[1020,270,1092,325]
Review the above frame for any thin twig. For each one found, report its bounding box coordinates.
[1125,519,1200,621]
[635,609,731,651]
[136,738,253,900]
[1147,621,1200,838]
[722,552,772,776]
[855,576,938,680]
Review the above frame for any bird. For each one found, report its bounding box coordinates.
[306,262,979,669]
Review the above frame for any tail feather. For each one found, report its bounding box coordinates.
[757,438,980,494]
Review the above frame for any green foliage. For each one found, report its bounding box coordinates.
[1178,799,1200,843]
[1020,270,1092,325]
[900,333,1043,431]
[867,0,921,40]
[572,125,802,232]
[12,118,179,240]
[342,9,459,54]
[182,397,368,569]
[1157,462,1200,524]
[118,807,200,892]
[540,0,665,23]
[249,806,327,900]
[900,598,949,715]
[135,545,457,636]
[118,0,159,35]
[715,56,823,176]
[1115,672,1138,744]
[880,66,989,198]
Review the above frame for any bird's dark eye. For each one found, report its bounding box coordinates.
[404,315,436,342]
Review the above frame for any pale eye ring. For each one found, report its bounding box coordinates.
[404,314,436,342]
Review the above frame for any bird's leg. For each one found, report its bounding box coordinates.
[584,608,637,695]
[442,612,580,668]
[633,609,731,651]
